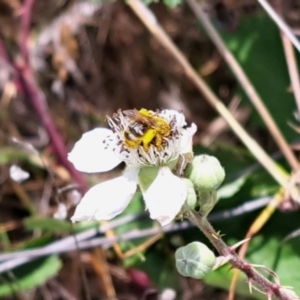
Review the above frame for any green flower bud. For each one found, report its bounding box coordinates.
[181,178,197,212]
[185,155,225,192]
[175,242,216,279]
[198,190,218,216]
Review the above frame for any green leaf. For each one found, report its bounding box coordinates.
[24,217,99,234]
[205,265,265,300]
[0,255,62,296]
[162,0,182,8]
[134,249,179,290]
[0,148,34,165]
[19,234,53,250]
[218,14,299,142]
[217,176,247,199]
[25,218,73,233]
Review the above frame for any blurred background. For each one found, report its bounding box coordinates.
[0,0,300,299]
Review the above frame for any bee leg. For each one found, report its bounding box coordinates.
[154,134,163,150]
[142,129,156,152]
[125,139,142,149]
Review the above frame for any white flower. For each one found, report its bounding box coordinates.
[68,109,197,226]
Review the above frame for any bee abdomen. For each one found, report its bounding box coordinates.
[129,122,148,137]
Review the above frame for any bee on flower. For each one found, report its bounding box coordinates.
[68,108,197,226]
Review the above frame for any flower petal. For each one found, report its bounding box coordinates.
[160,109,187,127]
[68,128,122,173]
[143,166,187,226]
[71,169,139,222]
[180,123,197,154]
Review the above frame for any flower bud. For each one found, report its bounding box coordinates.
[198,190,218,216]
[175,242,216,279]
[181,178,197,212]
[185,155,225,192]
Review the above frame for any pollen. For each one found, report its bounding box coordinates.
[121,108,172,152]
[105,108,197,168]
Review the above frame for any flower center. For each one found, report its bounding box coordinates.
[109,108,172,152]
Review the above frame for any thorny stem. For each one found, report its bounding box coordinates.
[187,211,299,300]
[16,66,87,192]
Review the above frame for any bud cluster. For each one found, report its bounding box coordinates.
[174,154,225,280]
[183,154,225,216]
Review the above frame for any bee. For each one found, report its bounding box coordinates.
[122,109,171,152]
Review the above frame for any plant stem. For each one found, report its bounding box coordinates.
[187,211,299,300]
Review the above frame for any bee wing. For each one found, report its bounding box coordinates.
[123,109,158,127]
[123,109,140,118]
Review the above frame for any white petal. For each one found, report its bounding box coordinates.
[160,109,187,127]
[143,166,187,226]
[180,123,197,154]
[68,128,122,173]
[71,169,139,222]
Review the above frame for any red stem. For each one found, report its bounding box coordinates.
[0,1,87,193]
[20,0,35,64]
[18,65,87,192]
